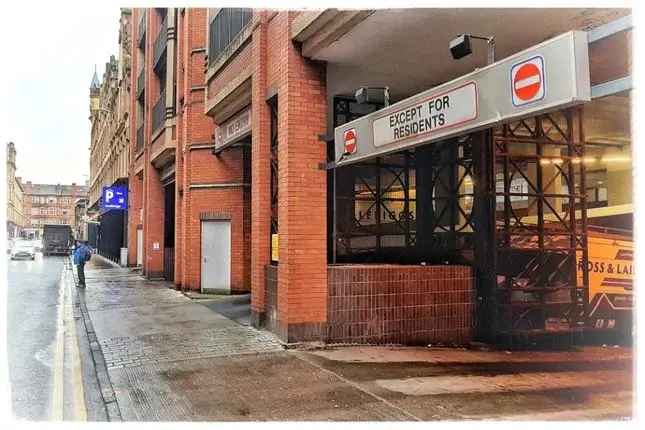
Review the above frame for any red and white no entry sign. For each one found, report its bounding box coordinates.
[511,56,545,106]
[343,128,357,154]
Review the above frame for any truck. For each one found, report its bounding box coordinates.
[579,226,633,338]
[42,224,74,256]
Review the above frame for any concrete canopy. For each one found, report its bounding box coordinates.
[303,8,629,103]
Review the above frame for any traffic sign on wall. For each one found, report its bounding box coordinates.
[511,55,545,106]
[101,186,128,211]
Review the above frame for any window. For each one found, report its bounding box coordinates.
[336,152,417,262]
[208,8,252,67]
[269,97,278,237]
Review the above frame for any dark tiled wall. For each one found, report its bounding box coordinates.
[327,265,475,345]
[264,265,280,334]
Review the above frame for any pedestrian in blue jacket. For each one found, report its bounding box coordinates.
[73,241,92,288]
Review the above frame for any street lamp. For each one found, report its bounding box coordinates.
[449,34,496,65]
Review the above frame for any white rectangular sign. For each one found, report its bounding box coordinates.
[373,82,478,148]
[334,31,590,166]
[215,106,252,151]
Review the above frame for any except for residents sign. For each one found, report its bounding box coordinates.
[373,82,478,147]
[334,31,590,166]
[215,107,251,152]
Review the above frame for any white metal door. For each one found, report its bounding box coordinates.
[201,220,231,293]
[136,228,143,266]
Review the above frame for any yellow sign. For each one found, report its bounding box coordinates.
[577,232,633,299]
[271,234,279,262]
[577,230,633,328]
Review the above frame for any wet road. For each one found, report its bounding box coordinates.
[7,253,66,420]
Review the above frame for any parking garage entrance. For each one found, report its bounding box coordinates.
[330,31,593,342]
[332,109,589,341]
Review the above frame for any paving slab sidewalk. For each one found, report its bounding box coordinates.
[71,256,634,421]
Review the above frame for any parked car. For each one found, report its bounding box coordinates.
[30,239,43,252]
[10,243,36,260]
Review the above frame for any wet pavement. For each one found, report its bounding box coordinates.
[7,253,64,420]
[72,255,634,421]
[298,346,633,420]
[7,253,106,421]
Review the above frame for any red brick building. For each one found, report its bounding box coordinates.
[129,8,632,344]
[22,182,88,238]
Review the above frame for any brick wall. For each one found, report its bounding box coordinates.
[142,162,165,279]
[264,264,279,334]
[207,42,252,98]
[327,265,476,345]
[175,8,250,293]
[278,12,328,336]
[250,11,271,324]
[127,173,143,266]
[128,9,141,266]
[248,11,328,337]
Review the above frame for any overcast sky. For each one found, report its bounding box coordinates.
[0,3,120,185]
[0,0,632,186]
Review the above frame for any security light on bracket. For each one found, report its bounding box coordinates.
[449,34,496,65]
[355,87,390,107]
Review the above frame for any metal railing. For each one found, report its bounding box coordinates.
[153,15,167,70]
[208,8,252,67]
[138,11,146,49]
[136,122,144,154]
[152,91,166,133]
[137,68,145,99]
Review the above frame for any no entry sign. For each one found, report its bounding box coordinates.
[511,56,545,106]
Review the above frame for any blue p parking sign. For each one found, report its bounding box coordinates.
[101,186,128,210]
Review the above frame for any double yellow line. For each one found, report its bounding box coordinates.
[51,265,87,421]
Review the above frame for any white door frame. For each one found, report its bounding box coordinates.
[136,228,143,266]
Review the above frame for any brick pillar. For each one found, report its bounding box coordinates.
[127,9,141,267]
[127,173,143,266]
[276,12,328,341]
[250,12,271,327]
[143,164,165,278]
[173,8,186,288]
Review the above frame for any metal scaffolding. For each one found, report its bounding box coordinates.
[491,107,589,338]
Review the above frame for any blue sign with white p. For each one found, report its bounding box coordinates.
[101,186,128,210]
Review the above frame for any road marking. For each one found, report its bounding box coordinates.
[50,271,66,420]
[65,270,87,421]
[51,265,87,421]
